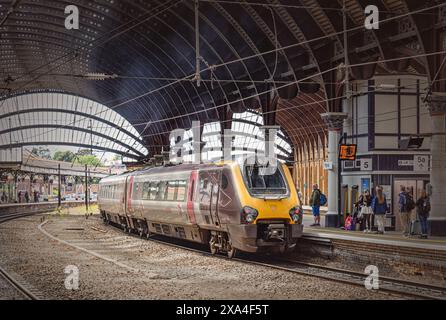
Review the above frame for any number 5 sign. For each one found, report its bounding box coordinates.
[414,155,429,172]
[360,159,372,171]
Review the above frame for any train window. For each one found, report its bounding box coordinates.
[142,182,150,200]
[244,164,287,195]
[166,181,177,201]
[149,181,159,200]
[157,181,167,200]
[177,180,187,201]
[221,173,229,190]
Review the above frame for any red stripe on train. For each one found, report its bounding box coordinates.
[186,170,197,224]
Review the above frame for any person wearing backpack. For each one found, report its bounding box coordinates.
[309,184,321,227]
[398,186,410,236]
[371,186,388,234]
[416,191,430,239]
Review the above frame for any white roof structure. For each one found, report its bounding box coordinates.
[0,92,148,161]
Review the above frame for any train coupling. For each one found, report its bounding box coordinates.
[265,224,285,241]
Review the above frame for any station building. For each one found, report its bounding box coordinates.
[0,0,445,236]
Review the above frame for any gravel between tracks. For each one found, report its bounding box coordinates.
[0,214,404,300]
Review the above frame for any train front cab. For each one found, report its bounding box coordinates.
[227,162,303,254]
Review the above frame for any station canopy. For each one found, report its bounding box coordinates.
[0,0,432,161]
[0,92,148,161]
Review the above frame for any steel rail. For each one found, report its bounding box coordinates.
[115,225,446,300]
[0,212,41,300]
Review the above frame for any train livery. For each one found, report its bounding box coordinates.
[98,161,304,257]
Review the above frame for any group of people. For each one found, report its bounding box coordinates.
[1,190,40,204]
[355,186,431,238]
[16,190,40,203]
[0,191,8,203]
[307,184,431,239]
[355,187,388,234]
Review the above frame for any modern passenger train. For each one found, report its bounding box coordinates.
[98,160,303,258]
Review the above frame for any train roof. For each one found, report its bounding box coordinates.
[99,162,238,184]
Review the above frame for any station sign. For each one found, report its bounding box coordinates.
[360,158,372,171]
[414,155,429,172]
[339,144,357,161]
[323,161,333,170]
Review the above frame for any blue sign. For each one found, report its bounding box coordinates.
[361,178,370,193]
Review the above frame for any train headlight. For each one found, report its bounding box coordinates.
[241,206,258,224]
[289,206,303,224]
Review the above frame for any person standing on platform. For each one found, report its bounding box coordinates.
[372,186,387,234]
[24,191,29,203]
[416,191,430,239]
[296,187,303,204]
[358,190,373,233]
[309,184,321,227]
[398,186,410,236]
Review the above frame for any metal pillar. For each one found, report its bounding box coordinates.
[58,164,61,207]
[321,112,348,228]
[427,94,446,236]
[85,164,88,213]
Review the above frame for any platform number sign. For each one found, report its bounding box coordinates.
[414,155,429,172]
[339,144,357,161]
[360,158,372,171]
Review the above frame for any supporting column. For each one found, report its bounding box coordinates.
[321,112,348,228]
[427,94,446,236]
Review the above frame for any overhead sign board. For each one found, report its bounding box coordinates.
[414,155,429,172]
[339,144,357,161]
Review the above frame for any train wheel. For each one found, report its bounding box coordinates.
[227,246,237,259]
[209,237,218,255]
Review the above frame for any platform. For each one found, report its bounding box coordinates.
[302,213,446,252]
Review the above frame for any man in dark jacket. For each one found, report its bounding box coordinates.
[416,190,430,239]
[398,186,410,236]
[310,184,321,227]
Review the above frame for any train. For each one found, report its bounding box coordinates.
[98,160,304,258]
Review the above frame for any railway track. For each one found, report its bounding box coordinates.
[137,230,446,300]
[0,212,41,300]
[34,214,446,300]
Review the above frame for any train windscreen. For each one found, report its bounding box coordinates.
[243,164,287,195]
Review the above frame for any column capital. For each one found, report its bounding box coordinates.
[320,112,348,131]
[427,94,446,116]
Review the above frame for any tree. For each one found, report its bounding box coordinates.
[75,154,103,167]
[31,147,51,159]
[53,150,76,162]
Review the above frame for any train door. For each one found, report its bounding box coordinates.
[199,170,221,227]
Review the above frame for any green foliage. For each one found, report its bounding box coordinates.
[75,154,103,167]
[53,150,76,162]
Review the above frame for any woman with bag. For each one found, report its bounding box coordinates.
[357,190,373,233]
[372,186,388,234]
